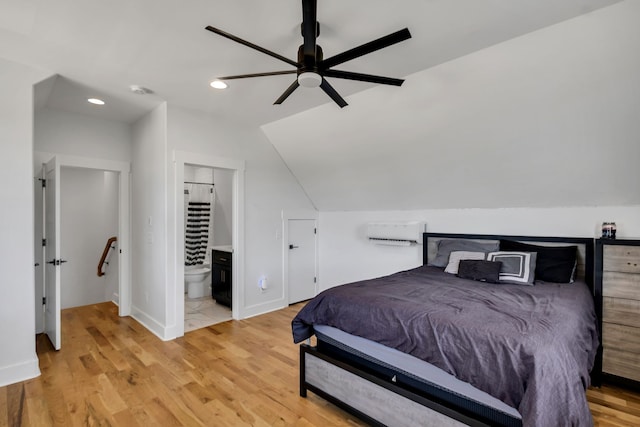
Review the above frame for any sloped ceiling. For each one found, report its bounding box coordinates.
[262,1,640,211]
[0,0,621,124]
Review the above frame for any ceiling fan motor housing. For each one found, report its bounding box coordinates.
[297,44,323,72]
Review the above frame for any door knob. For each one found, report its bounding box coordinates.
[289,244,299,250]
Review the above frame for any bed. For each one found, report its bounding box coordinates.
[292,232,600,427]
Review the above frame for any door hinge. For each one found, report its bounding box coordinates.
[42,238,46,247]
[41,178,46,188]
[314,228,317,234]
[42,297,46,305]
[314,277,317,283]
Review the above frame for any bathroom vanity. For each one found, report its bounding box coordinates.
[211,246,232,307]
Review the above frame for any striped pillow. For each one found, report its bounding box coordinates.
[487,251,537,285]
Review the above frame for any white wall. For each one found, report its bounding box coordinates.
[166,105,316,320]
[34,107,132,163]
[0,58,51,386]
[263,0,640,212]
[319,206,640,290]
[60,168,118,309]
[130,103,168,336]
[213,168,233,246]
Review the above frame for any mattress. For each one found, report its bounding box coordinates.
[314,324,521,426]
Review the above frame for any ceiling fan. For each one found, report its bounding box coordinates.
[205,0,411,108]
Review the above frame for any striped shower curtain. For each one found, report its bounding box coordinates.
[184,183,215,266]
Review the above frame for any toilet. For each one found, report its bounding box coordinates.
[184,264,211,299]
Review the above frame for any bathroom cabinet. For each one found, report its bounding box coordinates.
[212,249,232,307]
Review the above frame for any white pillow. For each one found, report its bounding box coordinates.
[444,251,487,274]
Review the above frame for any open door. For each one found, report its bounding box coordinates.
[44,157,62,350]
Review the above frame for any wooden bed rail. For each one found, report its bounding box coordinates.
[97,236,117,277]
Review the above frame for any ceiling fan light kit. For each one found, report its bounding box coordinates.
[298,72,322,88]
[205,0,411,108]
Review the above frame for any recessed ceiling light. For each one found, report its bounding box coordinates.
[210,80,228,90]
[87,98,105,105]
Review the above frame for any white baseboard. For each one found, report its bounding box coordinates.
[240,298,287,320]
[130,305,171,341]
[0,357,40,387]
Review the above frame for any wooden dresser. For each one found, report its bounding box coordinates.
[596,238,640,388]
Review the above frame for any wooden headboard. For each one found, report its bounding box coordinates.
[422,232,594,292]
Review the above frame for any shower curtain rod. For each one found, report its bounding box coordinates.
[184,181,214,186]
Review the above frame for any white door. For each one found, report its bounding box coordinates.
[288,219,317,304]
[44,157,62,350]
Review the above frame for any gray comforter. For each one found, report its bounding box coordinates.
[292,266,599,427]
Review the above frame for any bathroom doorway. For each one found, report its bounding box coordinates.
[173,151,245,337]
[183,165,233,332]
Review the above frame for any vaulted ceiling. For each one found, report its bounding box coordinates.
[5,0,637,212]
[0,0,621,125]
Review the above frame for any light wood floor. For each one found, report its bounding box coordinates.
[1,302,639,426]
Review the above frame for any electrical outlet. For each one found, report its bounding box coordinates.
[258,276,268,291]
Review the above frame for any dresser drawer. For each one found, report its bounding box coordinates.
[603,297,640,327]
[603,245,640,274]
[602,322,640,353]
[212,250,232,266]
[602,272,640,301]
[603,348,640,382]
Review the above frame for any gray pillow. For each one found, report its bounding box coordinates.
[429,239,500,268]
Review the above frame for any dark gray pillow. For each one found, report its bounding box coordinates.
[457,260,503,283]
[429,239,500,268]
[499,240,577,283]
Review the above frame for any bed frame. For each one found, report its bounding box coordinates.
[299,232,599,427]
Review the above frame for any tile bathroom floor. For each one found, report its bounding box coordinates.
[185,296,232,332]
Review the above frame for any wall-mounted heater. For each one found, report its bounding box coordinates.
[366,221,425,246]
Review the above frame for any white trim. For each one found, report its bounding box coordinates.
[282,210,319,304]
[172,151,245,337]
[131,305,171,341]
[0,358,40,387]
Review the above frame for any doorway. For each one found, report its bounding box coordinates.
[173,151,245,338]
[35,155,131,349]
[182,165,233,332]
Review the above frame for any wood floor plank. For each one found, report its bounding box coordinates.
[1,302,639,426]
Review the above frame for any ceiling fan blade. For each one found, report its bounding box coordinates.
[322,70,404,86]
[302,0,318,63]
[320,79,348,108]
[205,26,298,67]
[321,28,412,69]
[218,70,298,80]
[274,80,300,105]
